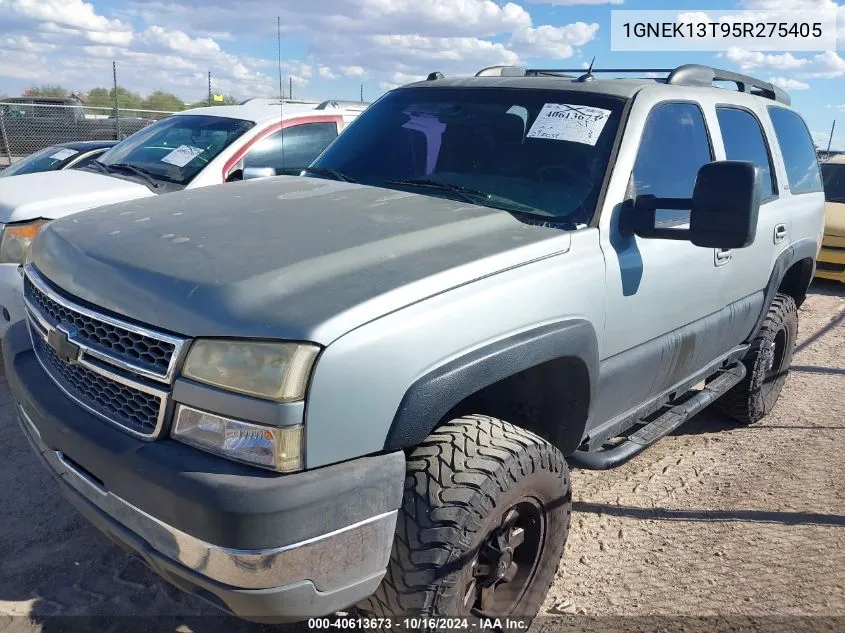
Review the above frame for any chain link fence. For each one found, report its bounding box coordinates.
[0,101,176,167]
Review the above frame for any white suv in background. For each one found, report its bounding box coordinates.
[0,98,368,333]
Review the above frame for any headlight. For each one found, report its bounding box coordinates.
[182,339,320,401]
[0,219,49,264]
[172,405,303,472]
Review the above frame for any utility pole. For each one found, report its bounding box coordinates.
[112,61,120,139]
[289,77,293,100]
[360,83,363,102]
[208,71,212,106]
[827,120,836,154]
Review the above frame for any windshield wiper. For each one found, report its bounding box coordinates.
[383,178,489,204]
[107,163,162,189]
[384,178,547,217]
[300,167,358,183]
[83,160,110,175]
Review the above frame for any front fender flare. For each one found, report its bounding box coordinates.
[384,319,599,451]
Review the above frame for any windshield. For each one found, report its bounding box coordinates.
[822,163,845,203]
[93,114,254,188]
[311,87,625,223]
[0,146,77,177]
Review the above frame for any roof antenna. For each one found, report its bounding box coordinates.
[277,16,285,169]
[577,57,596,82]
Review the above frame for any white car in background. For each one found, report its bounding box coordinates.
[0,98,368,333]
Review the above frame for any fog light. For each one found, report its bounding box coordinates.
[172,405,303,472]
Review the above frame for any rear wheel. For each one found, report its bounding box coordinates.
[717,293,798,424]
[358,415,570,626]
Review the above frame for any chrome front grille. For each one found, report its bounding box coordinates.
[23,265,187,440]
[33,335,164,434]
[25,275,176,376]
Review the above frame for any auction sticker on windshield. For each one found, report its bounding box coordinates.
[49,149,78,161]
[161,145,204,167]
[526,104,612,146]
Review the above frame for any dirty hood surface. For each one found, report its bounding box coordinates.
[0,169,154,223]
[31,176,570,344]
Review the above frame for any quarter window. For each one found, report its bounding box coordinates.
[631,102,713,224]
[768,107,823,195]
[244,122,338,170]
[716,107,776,201]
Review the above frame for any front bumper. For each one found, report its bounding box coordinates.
[5,320,404,621]
[0,262,24,337]
[815,235,845,282]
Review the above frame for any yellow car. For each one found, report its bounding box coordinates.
[818,154,845,282]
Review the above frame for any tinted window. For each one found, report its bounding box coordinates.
[768,107,823,195]
[244,122,338,169]
[313,88,625,224]
[717,107,776,200]
[821,162,845,202]
[631,102,712,224]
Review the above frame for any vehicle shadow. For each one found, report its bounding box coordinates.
[571,501,845,528]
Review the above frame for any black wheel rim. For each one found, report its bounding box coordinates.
[463,498,546,616]
[761,328,788,398]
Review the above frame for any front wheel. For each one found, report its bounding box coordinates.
[717,293,798,424]
[359,415,571,624]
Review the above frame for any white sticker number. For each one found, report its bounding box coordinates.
[49,149,78,161]
[526,103,612,146]
[161,145,204,168]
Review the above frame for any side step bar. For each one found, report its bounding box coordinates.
[570,362,747,470]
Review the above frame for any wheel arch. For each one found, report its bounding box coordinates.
[745,237,818,343]
[383,320,599,457]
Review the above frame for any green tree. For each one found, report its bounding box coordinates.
[142,91,185,112]
[24,84,69,98]
[186,94,240,109]
[85,87,112,108]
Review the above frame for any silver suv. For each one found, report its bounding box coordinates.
[5,64,825,624]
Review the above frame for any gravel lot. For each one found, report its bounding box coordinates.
[0,281,843,633]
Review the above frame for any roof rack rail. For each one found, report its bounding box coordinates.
[471,64,790,105]
[315,100,372,110]
[666,64,790,105]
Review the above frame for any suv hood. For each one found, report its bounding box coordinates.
[0,170,153,223]
[31,176,571,344]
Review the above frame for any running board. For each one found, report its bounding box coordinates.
[570,362,747,470]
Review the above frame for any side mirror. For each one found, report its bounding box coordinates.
[621,160,760,249]
[225,168,243,183]
[242,166,278,180]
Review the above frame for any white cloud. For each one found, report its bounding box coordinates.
[139,26,222,58]
[318,65,338,80]
[768,76,810,90]
[525,0,623,4]
[0,0,599,102]
[510,22,599,58]
[723,48,845,79]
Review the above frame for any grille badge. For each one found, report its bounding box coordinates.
[46,326,80,365]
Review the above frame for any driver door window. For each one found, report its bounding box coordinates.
[630,102,713,225]
[244,122,339,170]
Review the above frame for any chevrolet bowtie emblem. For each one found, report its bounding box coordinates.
[46,327,80,364]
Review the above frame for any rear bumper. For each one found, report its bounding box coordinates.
[815,242,845,282]
[5,320,404,621]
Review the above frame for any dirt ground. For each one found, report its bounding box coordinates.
[0,281,842,633]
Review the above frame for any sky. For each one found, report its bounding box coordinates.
[0,0,844,149]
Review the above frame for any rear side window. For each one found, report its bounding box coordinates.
[716,107,776,201]
[768,107,823,195]
[631,102,713,224]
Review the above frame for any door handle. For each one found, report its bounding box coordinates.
[774,224,788,244]
[714,248,732,266]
